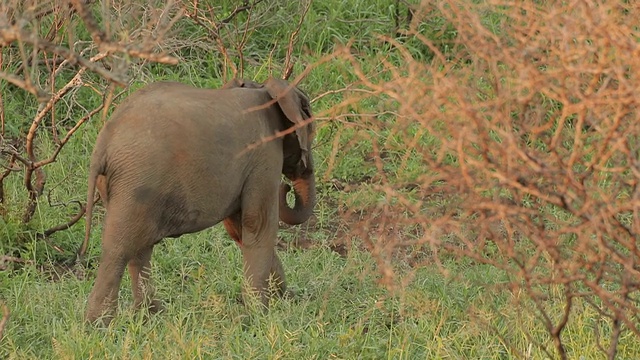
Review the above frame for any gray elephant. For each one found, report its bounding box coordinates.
[79,77,316,325]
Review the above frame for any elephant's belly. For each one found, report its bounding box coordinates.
[164,219,215,238]
[160,201,240,239]
[133,184,240,239]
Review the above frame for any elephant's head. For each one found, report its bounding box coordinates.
[265,78,316,225]
[224,77,316,225]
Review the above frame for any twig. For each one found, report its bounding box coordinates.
[0,26,126,86]
[0,48,4,137]
[25,64,91,164]
[550,290,571,360]
[69,0,179,66]
[608,318,621,360]
[33,101,106,168]
[220,0,265,25]
[0,147,30,168]
[0,255,34,270]
[21,166,46,224]
[235,1,256,78]
[0,70,49,100]
[282,0,312,80]
[20,53,108,224]
[240,116,315,156]
[35,201,87,240]
[185,3,237,78]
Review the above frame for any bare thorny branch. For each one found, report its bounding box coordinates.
[333,0,640,357]
[68,0,180,67]
[184,0,309,79]
[0,1,185,253]
[183,0,267,78]
[282,0,312,80]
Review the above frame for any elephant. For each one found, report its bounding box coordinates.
[79,77,316,325]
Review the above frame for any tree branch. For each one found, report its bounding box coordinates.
[283,0,312,80]
[0,255,33,270]
[35,201,87,240]
[69,0,180,66]
[220,0,265,25]
[0,26,126,86]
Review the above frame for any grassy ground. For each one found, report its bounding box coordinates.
[3,228,640,359]
[2,0,640,359]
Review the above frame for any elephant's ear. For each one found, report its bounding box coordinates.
[265,77,314,168]
[221,78,263,89]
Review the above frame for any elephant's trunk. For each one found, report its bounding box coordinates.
[279,171,315,225]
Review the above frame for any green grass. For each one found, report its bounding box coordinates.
[3,232,639,359]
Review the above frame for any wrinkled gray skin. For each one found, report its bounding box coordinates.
[80,77,316,325]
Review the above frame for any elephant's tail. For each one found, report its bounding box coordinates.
[77,150,105,262]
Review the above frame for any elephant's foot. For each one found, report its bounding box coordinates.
[237,282,293,308]
[133,297,164,315]
[85,300,117,327]
[148,299,164,314]
[281,288,296,300]
[268,279,289,299]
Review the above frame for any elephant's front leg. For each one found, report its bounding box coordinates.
[128,245,163,314]
[229,194,287,305]
[241,244,286,306]
[269,252,288,298]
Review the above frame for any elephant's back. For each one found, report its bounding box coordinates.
[92,81,281,232]
[95,80,281,168]
[99,82,282,170]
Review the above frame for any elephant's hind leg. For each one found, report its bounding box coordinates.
[85,238,129,325]
[86,205,153,325]
[128,245,163,315]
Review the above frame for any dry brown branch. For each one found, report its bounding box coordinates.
[219,0,265,25]
[69,0,180,66]
[35,201,88,241]
[183,2,238,78]
[18,52,107,223]
[235,2,256,78]
[183,0,281,79]
[282,0,312,80]
[0,255,34,270]
[234,51,342,157]
[0,49,3,137]
[33,94,109,169]
[0,150,16,216]
[332,0,640,357]
[0,25,126,87]
[0,1,186,236]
